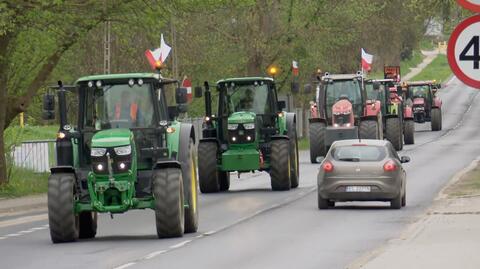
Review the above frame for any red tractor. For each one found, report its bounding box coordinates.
[401,81,443,131]
[309,72,383,163]
[365,79,415,150]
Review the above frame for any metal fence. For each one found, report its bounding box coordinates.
[10,140,56,173]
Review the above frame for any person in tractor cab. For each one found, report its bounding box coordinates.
[389,87,402,104]
[236,88,254,111]
[115,91,140,123]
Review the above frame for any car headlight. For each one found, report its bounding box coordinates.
[243,123,255,130]
[91,148,106,157]
[228,124,238,130]
[114,145,132,156]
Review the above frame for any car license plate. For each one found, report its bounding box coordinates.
[346,186,371,192]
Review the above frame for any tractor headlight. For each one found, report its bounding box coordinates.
[91,148,107,157]
[228,124,238,130]
[114,145,132,156]
[243,123,255,130]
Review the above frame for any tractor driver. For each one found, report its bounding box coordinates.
[115,91,140,124]
[237,88,254,111]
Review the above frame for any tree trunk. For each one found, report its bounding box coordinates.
[0,34,11,185]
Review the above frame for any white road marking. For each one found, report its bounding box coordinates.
[18,230,34,234]
[170,240,191,249]
[0,214,47,228]
[143,250,167,259]
[5,233,21,237]
[203,230,216,235]
[0,237,6,240]
[113,262,136,269]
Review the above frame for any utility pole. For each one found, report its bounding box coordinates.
[103,0,111,74]
[170,16,178,78]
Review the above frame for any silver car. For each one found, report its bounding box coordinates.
[317,139,410,209]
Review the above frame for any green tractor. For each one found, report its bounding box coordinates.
[197,77,299,192]
[42,73,199,243]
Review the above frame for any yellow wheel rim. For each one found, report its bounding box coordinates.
[190,152,197,213]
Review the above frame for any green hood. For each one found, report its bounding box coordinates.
[91,128,132,148]
[228,112,256,124]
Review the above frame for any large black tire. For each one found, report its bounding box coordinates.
[78,212,97,239]
[385,117,403,151]
[431,108,442,131]
[270,139,291,191]
[390,192,402,209]
[219,171,230,191]
[153,168,185,238]
[403,120,415,145]
[198,141,220,193]
[289,125,300,189]
[180,138,198,233]
[359,120,380,139]
[48,173,79,243]
[309,122,326,163]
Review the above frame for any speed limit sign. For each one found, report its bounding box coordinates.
[448,15,480,89]
[457,0,480,12]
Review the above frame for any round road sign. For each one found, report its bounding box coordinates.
[448,15,480,89]
[457,0,480,12]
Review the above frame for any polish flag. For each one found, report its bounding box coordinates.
[361,48,373,72]
[145,34,172,70]
[292,60,299,76]
[182,76,192,102]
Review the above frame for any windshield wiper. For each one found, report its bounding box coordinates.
[338,157,361,162]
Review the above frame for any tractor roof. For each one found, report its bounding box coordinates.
[216,77,274,84]
[322,74,363,81]
[74,73,184,86]
[403,80,436,86]
[369,79,396,83]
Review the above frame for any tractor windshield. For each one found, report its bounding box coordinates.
[227,83,271,115]
[325,80,363,118]
[84,83,155,130]
[365,83,386,102]
[408,85,430,99]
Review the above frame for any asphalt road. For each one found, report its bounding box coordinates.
[0,77,479,269]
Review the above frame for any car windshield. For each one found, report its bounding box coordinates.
[84,83,155,129]
[332,145,387,162]
[409,85,430,98]
[325,80,362,118]
[227,83,271,115]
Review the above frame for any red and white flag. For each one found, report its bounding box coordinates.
[145,34,172,70]
[292,60,299,76]
[182,76,192,102]
[361,48,373,72]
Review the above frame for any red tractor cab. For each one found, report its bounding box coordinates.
[308,72,383,163]
[401,81,442,131]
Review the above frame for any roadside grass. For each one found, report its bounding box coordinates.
[0,168,49,198]
[298,138,309,151]
[369,50,424,79]
[4,125,57,147]
[445,164,480,198]
[410,54,451,83]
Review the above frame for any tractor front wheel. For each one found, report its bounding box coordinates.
[309,122,326,163]
[48,173,79,243]
[431,108,442,131]
[386,117,403,150]
[359,120,380,139]
[198,141,220,193]
[153,168,185,238]
[79,212,97,239]
[404,120,415,145]
[270,139,291,191]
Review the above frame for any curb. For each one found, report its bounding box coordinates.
[0,194,47,216]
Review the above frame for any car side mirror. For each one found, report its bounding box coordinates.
[277,100,286,111]
[291,81,299,93]
[175,87,188,104]
[400,156,410,163]
[194,86,203,98]
[167,106,179,121]
[304,84,312,94]
[42,93,55,120]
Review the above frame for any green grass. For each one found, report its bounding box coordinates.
[411,54,452,83]
[4,125,57,150]
[446,164,480,198]
[0,168,49,198]
[298,138,310,151]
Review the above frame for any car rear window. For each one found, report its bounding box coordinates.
[331,145,386,162]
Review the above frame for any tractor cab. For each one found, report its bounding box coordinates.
[402,81,443,130]
[42,73,199,243]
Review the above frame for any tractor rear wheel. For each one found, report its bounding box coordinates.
[359,120,380,139]
[309,122,326,163]
[181,138,198,233]
[431,108,442,131]
[48,173,79,243]
[219,172,230,191]
[404,120,415,145]
[153,168,184,238]
[198,141,220,193]
[289,126,299,188]
[270,139,291,191]
[79,212,97,239]
[386,117,403,150]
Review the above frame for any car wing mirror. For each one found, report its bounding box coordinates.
[194,86,203,98]
[277,100,286,111]
[42,93,55,120]
[175,87,188,104]
[400,156,410,163]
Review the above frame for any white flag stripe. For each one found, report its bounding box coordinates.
[361,48,373,64]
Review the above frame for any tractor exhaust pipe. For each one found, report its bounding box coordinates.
[57,81,68,130]
[204,81,212,118]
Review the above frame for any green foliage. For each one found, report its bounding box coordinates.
[411,54,451,82]
[0,168,49,198]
